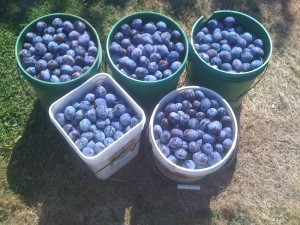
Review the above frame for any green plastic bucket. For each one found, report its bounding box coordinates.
[106,12,189,111]
[15,13,102,109]
[187,10,272,111]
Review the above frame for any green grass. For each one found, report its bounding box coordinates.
[1,0,300,225]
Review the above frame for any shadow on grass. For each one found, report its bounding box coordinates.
[0,0,39,33]
[166,0,294,52]
[6,99,239,225]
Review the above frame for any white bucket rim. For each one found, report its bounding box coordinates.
[149,86,238,177]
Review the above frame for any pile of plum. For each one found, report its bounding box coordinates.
[109,18,185,81]
[19,17,98,82]
[55,83,141,157]
[193,16,265,73]
[153,88,234,169]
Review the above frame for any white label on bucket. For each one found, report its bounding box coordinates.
[177,184,201,191]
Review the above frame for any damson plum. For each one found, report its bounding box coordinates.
[181,100,192,111]
[153,125,163,139]
[81,132,94,141]
[168,112,180,125]
[159,144,170,157]
[216,130,227,142]
[179,113,190,127]
[55,113,66,126]
[164,103,178,115]
[220,63,232,71]
[192,100,201,110]
[219,51,232,63]
[214,143,224,153]
[63,124,73,134]
[170,128,184,139]
[188,141,201,153]
[223,16,235,27]
[193,152,208,166]
[207,151,222,166]
[223,127,233,139]
[185,108,197,118]
[199,118,211,132]
[64,106,76,120]
[175,148,188,160]
[199,52,209,62]
[188,118,200,129]
[86,109,97,122]
[232,59,242,72]
[184,129,199,141]
[221,116,232,127]
[160,130,171,144]
[227,32,239,45]
[167,155,178,164]
[182,160,196,169]
[104,137,115,147]
[203,133,216,144]
[161,118,171,130]
[94,142,106,154]
[206,108,218,119]
[183,89,195,102]
[169,137,183,149]
[223,138,233,150]
[155,111,165,123]
[79,118,91,132]
[75,137,88,150]
[231,47,242,60]
[208,121,222,135]
[251,59,263,69]
[202,143,214,155]
[200,98,211,112]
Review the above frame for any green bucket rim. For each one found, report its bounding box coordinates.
[106,11,189,87]
[15,12,102,87]
[190,10,273,82]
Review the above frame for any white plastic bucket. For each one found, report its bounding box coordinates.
[49,73,146,180]
[148,86,238,183]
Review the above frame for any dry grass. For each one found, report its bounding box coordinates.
[1,0,300,225]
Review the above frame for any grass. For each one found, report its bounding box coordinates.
[1,0,300,224]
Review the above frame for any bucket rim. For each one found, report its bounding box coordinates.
[15,12,102,86]
[190,10,273,81]
[106,11,189,85]
[148,86,238,177]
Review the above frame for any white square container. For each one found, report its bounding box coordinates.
[49,73,146,180]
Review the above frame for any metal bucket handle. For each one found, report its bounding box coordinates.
[15,63,36,100]
[229,64,269,103]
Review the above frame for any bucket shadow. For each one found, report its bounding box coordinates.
[127,107,242,224]
[127,129,239,225]
[6,100,131,224]
[209,0,294,51]
[6,99,241,225]
[0,0,41,34]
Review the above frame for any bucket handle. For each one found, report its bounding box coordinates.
[104,50,108,73]
[229,64,269,103]
[177,64,189,88]
[185,60,269,104]
[15,64,36,100]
